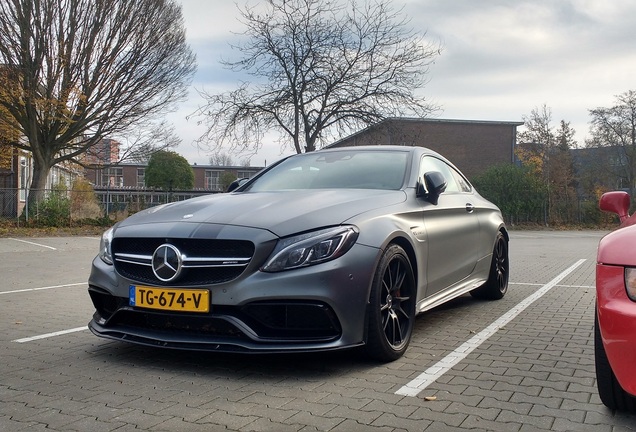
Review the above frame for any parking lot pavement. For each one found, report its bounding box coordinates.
[1,231,636,431]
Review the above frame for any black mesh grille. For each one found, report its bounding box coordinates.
[240,302,341,339]
[99,303,341,342]
[112,238,255,286]
[113,238,254,257]
[110,309,247,339]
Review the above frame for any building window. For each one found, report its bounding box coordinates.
[237,170,255,179]
[101,167,123,187]
[205,170,220,190]
[50,166,67,188]
[137,168,145,188]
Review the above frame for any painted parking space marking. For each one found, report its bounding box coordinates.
[396,258,587,397]
[8,237,57,250]
[510,282,594,289]
[13,326,88,343]
[0,282,86,295]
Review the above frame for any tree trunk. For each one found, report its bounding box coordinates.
[26,158,52,216]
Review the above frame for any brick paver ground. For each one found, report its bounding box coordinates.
[1,232,635,431]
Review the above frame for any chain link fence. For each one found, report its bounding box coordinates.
[0,188,20,219]
[0,186,618,228]
[500,195,614,227]
[0,187,220,227]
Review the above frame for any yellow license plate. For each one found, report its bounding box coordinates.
[129,285,209,313]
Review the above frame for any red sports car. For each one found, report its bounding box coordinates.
[596,191,636,411]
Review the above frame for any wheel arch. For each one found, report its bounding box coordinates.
[362,233,420,344]
[499,225,509,242]
[493,225,509,253]
[363,238,418,361]
[386,235,419,287]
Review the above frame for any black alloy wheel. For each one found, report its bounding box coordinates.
[366,244,416,362]
[471,232,509,300]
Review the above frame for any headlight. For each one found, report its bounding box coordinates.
[262,226,359,272]
[625,267,636,301]
[99,227,114,265]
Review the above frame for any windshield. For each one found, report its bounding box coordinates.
[245,150,409,192]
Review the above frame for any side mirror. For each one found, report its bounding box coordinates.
[227,177,249,192]
[417,171,447,205]
[599,191,631,224]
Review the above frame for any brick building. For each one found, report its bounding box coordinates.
[0,145,82,217]
[327,118,523,179]
[84,163,263,191]
[82,138,121,166]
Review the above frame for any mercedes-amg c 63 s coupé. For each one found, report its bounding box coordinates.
[88,145,509,361]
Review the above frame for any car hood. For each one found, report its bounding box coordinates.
[119,189,407,237]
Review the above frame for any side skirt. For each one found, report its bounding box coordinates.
[416,276,488,314]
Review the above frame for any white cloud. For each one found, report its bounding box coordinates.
[167,0,636,163]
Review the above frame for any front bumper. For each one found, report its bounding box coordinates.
[88,242,380,353]
[88,295,345,352]
[596,263,636,396]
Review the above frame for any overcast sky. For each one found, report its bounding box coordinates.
[167,0,636,167]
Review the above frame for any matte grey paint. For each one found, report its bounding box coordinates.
[88,146,506,354]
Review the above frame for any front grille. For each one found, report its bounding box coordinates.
[112,238,254,286]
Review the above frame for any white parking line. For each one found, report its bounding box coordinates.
[510,282,594,289]
[0,282,86,295]
[8,238,57,250]
[396,258,587,397]
[13,326,88,343]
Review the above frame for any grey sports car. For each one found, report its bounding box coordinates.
[88,145,509,361]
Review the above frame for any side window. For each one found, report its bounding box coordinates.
[419,156,468,194]
[452,169,472,193]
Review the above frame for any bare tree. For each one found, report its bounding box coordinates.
[0,0,196,203]
[517,105,577,224]
[80,121,181,167]
[209,152,235,166]
[552,120,577,223]
[118,122,182,164]
[517,105,556,179]
[587,90,636,198]
[194,0,441,155]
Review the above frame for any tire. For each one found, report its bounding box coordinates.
[594,311,636,411]
[471,232,509,300]
[365,244,416,362]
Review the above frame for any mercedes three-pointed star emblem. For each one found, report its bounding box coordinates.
[151,244,183,282]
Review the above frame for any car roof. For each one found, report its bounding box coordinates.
[316,145,450,161]
[318,145,410,152]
